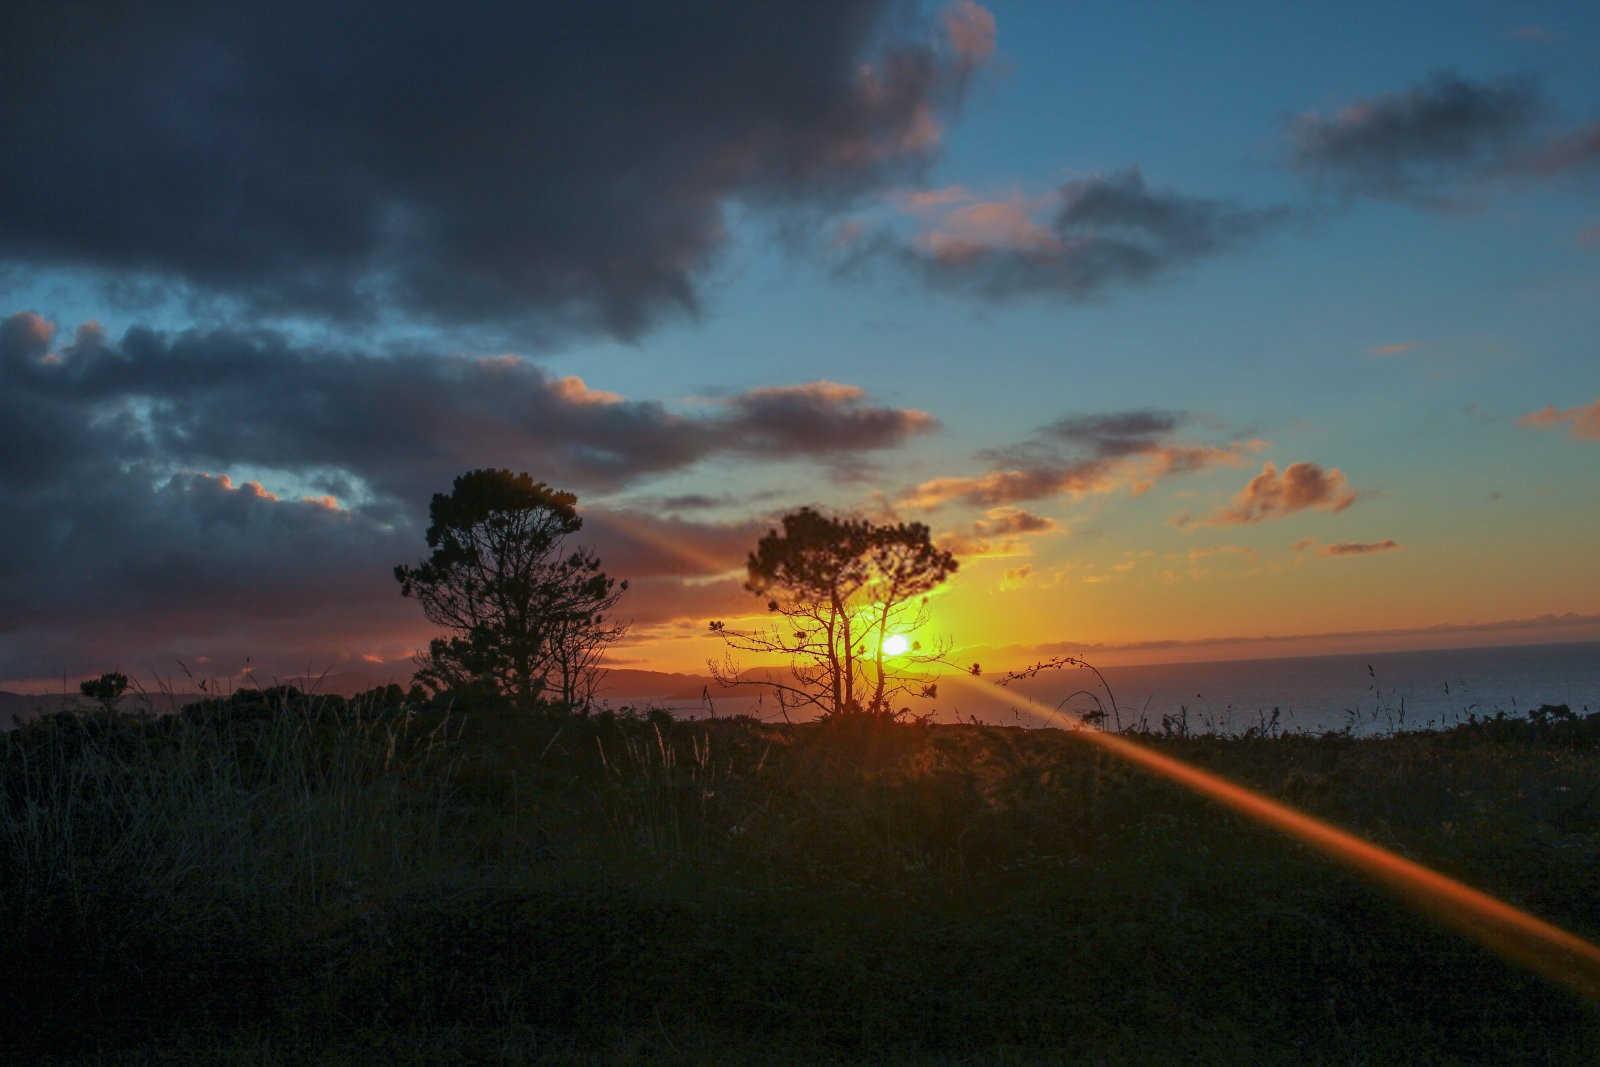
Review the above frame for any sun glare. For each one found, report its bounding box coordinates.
[882,633,910,656]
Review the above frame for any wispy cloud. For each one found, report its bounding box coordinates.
[857,169,1286,302]
[1517,398,1600,441]
[999,564,1033,591]
[1320,539,1402,557]
[1287,70,1600,207]
[939,505,1061,562]
[971,506,1059,537]
[1182,461,1360,527]
[1287,71,1542,204]
[1508,24,1561,44]
[982,612,1600,667]
[904,409,1264,510]
[943,0,998,68]
[1187,544,1257,562]
[1507,121,1600,178]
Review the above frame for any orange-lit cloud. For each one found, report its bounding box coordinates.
[904,464,1116,509]
[934,508,1062,572]
[1369,341,1416,357]
[551,375,624,406]
[905,411,1262,511]
[921,199,1061,263]
[203,473,278,502]
[1191,461,1359,526]
[938,503,1060,563]
[971,506,1059,537]
[944,1,997,66]
[873,169,1285,301]
[3,311,54,353]
[1187,544,1255,562]
[999,564,1032,591]
[1126,442,1266,494]
[895,185,976,211]
[1518,398,1600,441]
[938,533,1028,560]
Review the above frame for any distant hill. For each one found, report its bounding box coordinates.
[1,666,879,727]
[0,691,87,729]
[1,689,212,728]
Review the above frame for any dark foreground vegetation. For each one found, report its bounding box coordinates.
[4,690,1600,1063]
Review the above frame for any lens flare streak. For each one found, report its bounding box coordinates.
[948,672,1600,1001]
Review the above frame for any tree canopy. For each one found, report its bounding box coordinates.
[395,469,626,709]
[710,508,958,718]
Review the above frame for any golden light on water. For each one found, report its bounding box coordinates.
[946,670,1600,1002]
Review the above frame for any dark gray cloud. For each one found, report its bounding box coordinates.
[714,381,937,459]
[861,170,1284,300]
[1287,70,1598,204]
[2,314,935,505]
[648,491,784,513]
[0,311,929,682]
[0,2,990,340]
[1321,539,1401,557]
[1039,410,1187,456]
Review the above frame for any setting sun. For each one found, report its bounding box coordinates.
[882,633,910,657]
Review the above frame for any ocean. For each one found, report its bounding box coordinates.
[658,641,1600,735]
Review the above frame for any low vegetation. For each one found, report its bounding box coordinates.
[4,689,1599,1062]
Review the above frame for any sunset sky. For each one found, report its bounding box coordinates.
[3,1,1598,690]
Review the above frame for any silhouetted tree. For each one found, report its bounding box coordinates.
[709,508,958,718]
[395,470,627,709]
[547,607,627,713]
[79,671,128,713]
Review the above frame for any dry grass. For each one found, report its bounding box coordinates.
[4,693,1600,1061]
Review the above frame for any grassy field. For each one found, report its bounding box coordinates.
[4,690,1599,1063]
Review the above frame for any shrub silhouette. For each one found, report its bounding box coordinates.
[78,671,128,713]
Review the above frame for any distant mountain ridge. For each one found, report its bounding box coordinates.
[0,668,760,727]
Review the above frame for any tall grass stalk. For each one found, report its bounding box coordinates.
[1,694,462,956]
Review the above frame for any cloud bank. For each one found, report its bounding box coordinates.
[904,409,1264,510]
[0,311,931,681]
[862,170,1284,301]
[1,2,993,340]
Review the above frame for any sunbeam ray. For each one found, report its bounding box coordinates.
[946,670,1600,1001]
